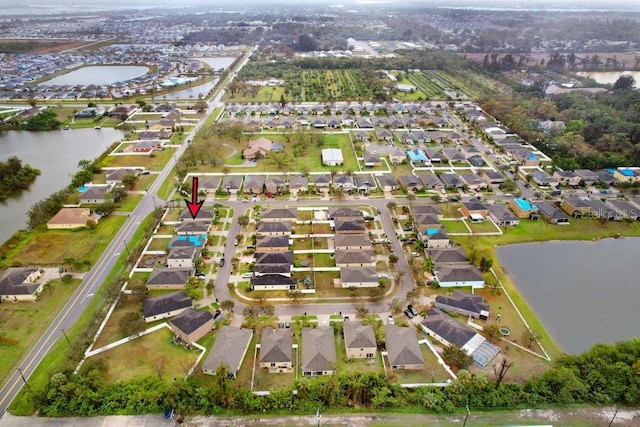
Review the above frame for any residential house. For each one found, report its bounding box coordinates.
[332,174,355,192]
[334,249,375,267]
[133,140,164,153]
[169,308,214,344]
[411,205,443,220]
[424,149,443,163]
[482,171,505,187]
[424,228,451,248]
[388,148,406,165]
[427,248,470,265]
[265,175,288,195]
[333,217,366,234]
[254,251,293,276]
[328,207,362,220]
[435,291,489,320]
[574,169,599,184]
[289,176,309,195]
[197,176,221,194]
[439,173,465,189]
[353,130,371,142]
[334,234,372,250]
[259,326,294,373]
[356,117,373,129]
[109,104,137,118]
[417,173,444,190]
[376,174,399,192]
[221,175,243,194]
[553,170,581,187]
[535,201,570,225]
[202,326,253,378]
[257,221,292,235]
[146,268,192,290]
[487,204,520,226]
[312,174,331,194]
[251,274,297,291]
[180,207,214,222]
[420,309,500,368]
[608,199,640,220]
[362,151,382,167]
[79,186,109,204]
[613,167,640,183]
[169,234,207,249]
[529,169,559,188]
[584,199,621,220]
[375,128,393,142]
[261,209,297,223]
[167,246,198,269]
[595,170,616,185]
[434,265,485,289]
[340,266,379,288]
[301,327,337,376]
[243,137,274,160]
[321,148,344,166]
[461,200,489,221]
[399,175,424,192]
[47,207,99,229]
[561,196,592,218]
[407,149,429,164]
[354,175,377,193]
[0,268,43,302]
[460,173,486,190]
[383,325,424,370]
[244,174,266,194]
[508,198,539,220]
[413,214,442,234]
[175,221,211,235]
[105,168,138,185]
[443,149,466,163]
[343,322,377,359]
[142,290,192,322]
[256,235,290,252]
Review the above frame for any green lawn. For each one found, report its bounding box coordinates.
[442,220,470,234]
[467,219,501,233]
[100,147,177,170]
[225,86,285,103]
[334,333,384,376]
[89,327,200,385]
[0,278,81,388]
[385,338,452,384]
[147,237,171,251]
[1,216,126,270]
[119,194,143,212]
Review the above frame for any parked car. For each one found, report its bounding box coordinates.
[234,239,239,246]
[387,316,395,325]
[404,309,415,319]
[241,272,255,279]
[219,258,225,267]
[195,272,206,279]
[407,304,418,316]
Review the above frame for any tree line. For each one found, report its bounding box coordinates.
[33,339,640,417]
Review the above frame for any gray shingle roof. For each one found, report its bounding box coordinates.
[435,291,489,317]
[383,325,424,366]
[259,326,293,364]
[301,327,337,372]
[340,266,378,284]
[261,208,297,220]
[143,291,192,318]
[343,322,376,349]
[203,326,253,376]
[421,308,476,348]
[170,307,214,335]
[0,268,41,295]
[257,221,292,234]
[147,268,192,286]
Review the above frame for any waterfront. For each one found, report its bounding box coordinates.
[496,239,640,354]
[38,65,150,86]
[0,128,124,244]
[577,71,640,86]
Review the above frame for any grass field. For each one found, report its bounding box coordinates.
[100,147,177,170]
[89,327,200,385]
[225,86,285,103]
[0,278,81,387]
[1,215,126,269]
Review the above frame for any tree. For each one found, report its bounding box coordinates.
[121,174,139,190]
[237,215,249,227]
[266,151,293,170]
[521,329,538,348]
[389,254,398,264]
[119,311,146,336]
[195,100,207,113]
[493,357,514,388]
[95,201,116,216]
[613,74,636,90]
[479,256,493,272]
[85,219,98,230]
[354,303,369,318]
[388,297,403,315]
[406,289,419,304]
[443,345,473,370]
[483,323,502,343]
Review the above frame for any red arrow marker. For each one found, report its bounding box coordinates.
[184,176,204,219]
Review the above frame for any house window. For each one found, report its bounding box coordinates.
[271,363,275,367]
[366,353,374,358]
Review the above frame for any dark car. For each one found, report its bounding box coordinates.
[407,304,418,316]
[219,258,225,267]
[404,309,415,319]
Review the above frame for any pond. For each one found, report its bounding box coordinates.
[0,128,124,244]
[577,71,640,86]
[496,238,640,354]
[39,65,150,86]
[193,57,237,71]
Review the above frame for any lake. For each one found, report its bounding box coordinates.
[496,239,640,354]
[577,71,640,86]
[193,57,237,71]
[163,78,219,100]
[0,128,124,244]
[39,65,150,86]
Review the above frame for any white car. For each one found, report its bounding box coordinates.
[387,316,395,325]
[241,272,255,279]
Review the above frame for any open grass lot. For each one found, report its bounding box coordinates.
[132,173,157,191]
[225,86,285,103]
[100,147,177,170]
[119,194,143,212]
[467,219,501,233]
[253,366,296,392]
[147,236,171,251]
[89,327,200,385]
[0,278,81,387]
[442,219,469,234]
[91,294,143,349]
[1,215,126,269]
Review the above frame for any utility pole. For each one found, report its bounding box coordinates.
[17,368,32,394]
[60,328,71,346]
[462,405,470,427]
[608,407,619,427]
[123,239,131,258]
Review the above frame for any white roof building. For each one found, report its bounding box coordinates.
[321,148,344,166]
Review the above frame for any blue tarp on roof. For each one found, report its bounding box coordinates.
[425,228,440,236]
[407,149,428,162]
[169,234,206,248]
